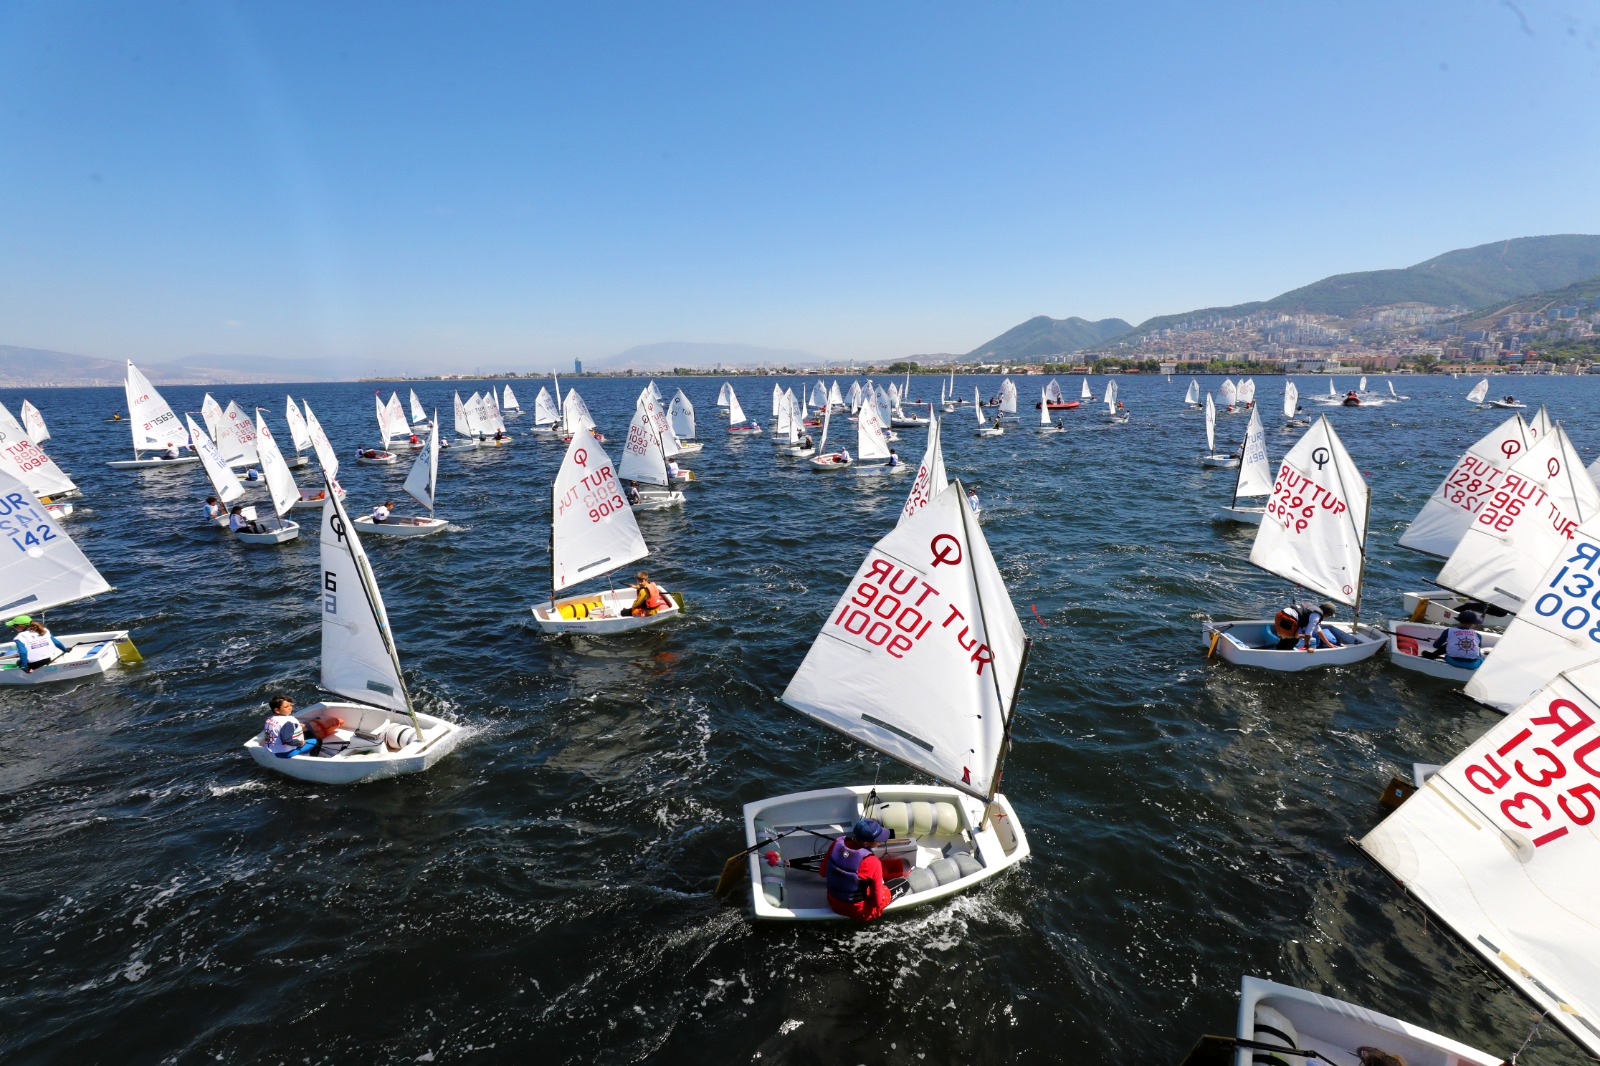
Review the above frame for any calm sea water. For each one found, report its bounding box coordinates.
[1,373,1593,1065]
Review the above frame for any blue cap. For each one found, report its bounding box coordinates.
[851,817,892,844]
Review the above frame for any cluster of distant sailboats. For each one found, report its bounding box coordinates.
[2,363,1595,1061]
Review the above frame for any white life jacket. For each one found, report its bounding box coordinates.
[16,629,60,665]
[262,713,305,753]
[1445,628,1483,660]
[372,505,391,523]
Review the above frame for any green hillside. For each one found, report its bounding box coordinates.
[1458,272,1600,327]
[966,315,1132,360]
[1118,233,1600,340]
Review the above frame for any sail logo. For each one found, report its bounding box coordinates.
[1460,694,1600,849]
[929,534,963,568]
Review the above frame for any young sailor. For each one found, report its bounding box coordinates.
[371,500,393,524]
[261,695,318,759]
[8,617,68,672]
[818,818,907,922]
[1426,609,1484,668]
[1272,601,1343,651]
[628,571,668,617]
[203,495,224,522]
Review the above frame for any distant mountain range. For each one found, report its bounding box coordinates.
[965,316,1132,361]
[0,346,324,388]
[970,234,1600,361]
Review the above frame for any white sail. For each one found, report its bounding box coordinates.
[875,386,893,430]
[409,389,428,425]
[1358,375,1368,393]
[784,390,804,444]
[186,415,243,505]
[782,483,1025,801]
[302,402,340,479]
[810,381,827,409]
[284,396,312,454]
[1528,405,1553,444]
[386,394,408,441]
[669,389,696,441]
[1080,378,1092,400]
[1204,393,1216,452]
[201,393,225,441]
[771,383,784,418]
[619,399,670,487]
[848,381,863,410]
[998,379,1017,415]
[727,389,749,427]
[1436,424,1600,614]
[319,489,409,715]
[1249,415,1368,607]
[716,381,733,408]
[1103,380,1119,409]
[1044,378,1063,404]
[1328,377,1336,397]
[1232,407,1272,503]
[1467,378,1489,405]
[551,426,649,593]
[221,401,260,467]
[482,389,507,434]
[562,389,597,434]
[1184,379,1200,405]
[402,419,439,513]
[645,392,679,456]
[817,404,833,453]
[453,392,475,439]
[124,361,185,454]
[1282,380,1299,419]
[0,416,76,500]
[1398,414,1532,559]
[254,412,299,520]
[1357,663,1600,1058]
[1238,378,1255,406]
[826,380,843,409]
[1466,514,1600,712]
[856,394,891,461]
[0,464,111,618]
[1388,380,1399,399]
[502,384,520,412]
[20,400,49,443]
[376,393,395,444]
[773,389,795,437]
[973,387,985,426]
[534,386,560,427]
[1219,379,1238,408]
[1039,388,1052,426]
[899,412,948,527]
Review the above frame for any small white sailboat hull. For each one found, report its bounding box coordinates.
[778,444,815,457]
[673,441,704,454]
[290,487,346,511]
[0,631,132,686]
[808,454,853,472]
[1203,620,1385,671]
[350,516,448,538]
[356,452,398,465]
[1386,620,1499,682]
[1486,399,1527,409]
[1398,590,1506,628]
[1200,453,1239,468]
[1212,505,1265,525]
[243,702,461,785]
[744,784,1030,922]
[974,426,1003,437]
[234,521,301,545]
[531,587,682,634]
[630,491,686,511]
[107,456,200,470]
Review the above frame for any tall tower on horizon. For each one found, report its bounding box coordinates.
[574,358,583,375]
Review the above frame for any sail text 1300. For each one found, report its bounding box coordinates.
[1476,469,1579,539]
[0,490,58,552]
[1460,693,1600,849]
[1530,542,1600,641]
[830,545,994,674]
[1264,466,1348,535]
[555,462,624,522]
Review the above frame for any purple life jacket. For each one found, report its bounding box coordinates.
[824,837,873,903]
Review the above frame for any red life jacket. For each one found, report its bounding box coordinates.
[642,581,668,611]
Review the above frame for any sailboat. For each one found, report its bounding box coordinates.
[1236,378,1256,409]
[280,397,312,468]
[1354,662,1600,1060]
[232,412,302,545]
[716,381,735,415]
[353,419,449,537]
[1394,413,1533,624]
[530,425,683,633]
[1199,393,1238,467]
[451,391,483,450]
[501,384,522,417]
[358,394,400,465]
[1466,378,1490,406]
[408,389,433,430]
[531,386,561,435]
[1387,379,1408,401]
[0,405,79,519]
[560,388,604,442]
[1183,378,1201,409]
[619,395,687,510]
[996,378,1018,421]
[1038,387,1065,434]
[808,405,852,471]
[1080,377,1094,403]
[479,389,512,445]
[107,361,200,469]
[1218,378,1239,411]
[0,465,139,686]
[1202,415,1386,670]
[973,387,1003,437]
[668,389,702,454]
[725,387,762,435]
[739,482,1031,920]
[1103,380,1128,423]
[776,391,814,458]
[852,393,904,475]
[20,400,49,443]
[1213,406,1270,524]
[187,415,245,528]
[294,401,347,510]
[940,368,961,412]
[242,481,462,784]
[1282,380,1308,428]
[1177,976,1504,1066]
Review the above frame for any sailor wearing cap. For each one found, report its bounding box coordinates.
[1435,609,1485,669]
[8,616,68,673]
[819,817,896,922]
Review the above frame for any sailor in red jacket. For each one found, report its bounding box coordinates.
[819,817,896,922]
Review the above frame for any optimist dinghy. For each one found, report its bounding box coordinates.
[530,425,684,634]
[725,388,762,435]
[1282,380,1308,428]
[740,480,1031,921]
[107,361,201,470]
[0,405,81,520]
[851,396,904,475]
[618,391,686,512]
[1038,387,1066,433]
[242,483,461,784]
[352,418,448,538]
[231,411,301,545]
[1213,406,1270,525]
[973,388,1003,437]
[187,414,245,527]
[774,390,815,457]
[1177,975,1504,1066]
[1466,377,1490,406]
[1200,393,1238,467]
[668,389,703,454]
[808,406,853,471]
[1385,619,1501,682]
[0,465,140,686]
[1203,415,1385,670]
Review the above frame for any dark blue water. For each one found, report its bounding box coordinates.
[1,374,1593,1064]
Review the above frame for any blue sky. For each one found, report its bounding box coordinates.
[2,1,1597,371]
